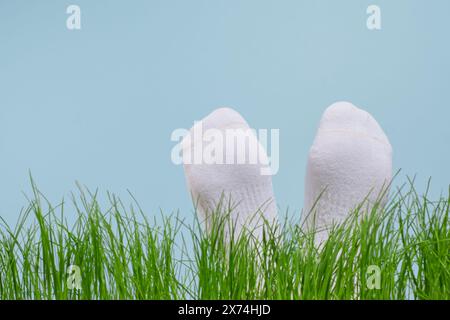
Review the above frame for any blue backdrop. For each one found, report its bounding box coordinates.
[1,0,449,224]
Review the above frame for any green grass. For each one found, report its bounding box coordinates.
[0,177,449,300]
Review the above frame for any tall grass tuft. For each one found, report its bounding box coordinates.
[0,178,449,300]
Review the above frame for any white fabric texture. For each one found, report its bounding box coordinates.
[182,107,278,241]
[303,101,392,244]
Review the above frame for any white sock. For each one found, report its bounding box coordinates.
[182,107,278,241]
[303,101,392,244]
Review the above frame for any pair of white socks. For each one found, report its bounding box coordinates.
[182,102,392,244]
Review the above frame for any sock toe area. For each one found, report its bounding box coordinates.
[201,107,249,131]
[318,101,391,150]
[180,107,250,153]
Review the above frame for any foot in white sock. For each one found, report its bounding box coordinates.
[303,101,392,244]
[182,107,278,241]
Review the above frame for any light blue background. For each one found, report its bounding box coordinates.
[1,0,449,225]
